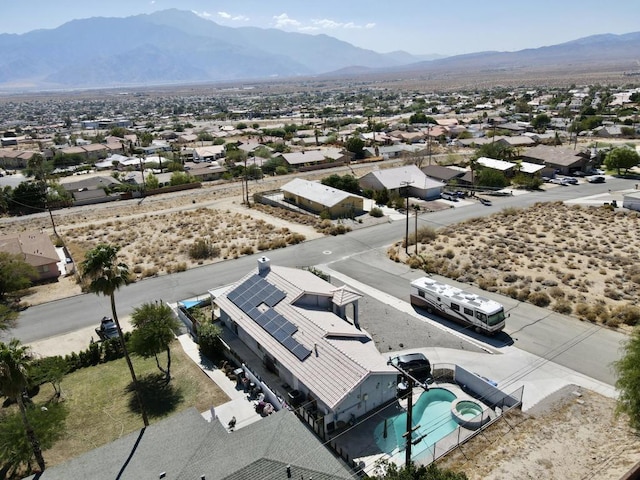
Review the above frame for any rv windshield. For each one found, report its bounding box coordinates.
[487,309,506,326]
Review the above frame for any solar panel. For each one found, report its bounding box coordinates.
[280,322,297,336]
[291,344,312,361]
[226,274,311,361]
[272,328,289,342]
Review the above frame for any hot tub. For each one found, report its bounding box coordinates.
[451,399,488,430]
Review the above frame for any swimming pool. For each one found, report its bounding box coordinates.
[374,388,459,457]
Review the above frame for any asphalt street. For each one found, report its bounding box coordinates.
[4,176,635,387]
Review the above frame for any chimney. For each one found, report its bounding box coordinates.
[258,256,271,275]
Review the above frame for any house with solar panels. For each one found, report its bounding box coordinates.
[212,257,398,434]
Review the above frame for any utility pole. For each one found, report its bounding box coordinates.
[413,205,420,255]
[401,181,413,254]
[388,358,430,467]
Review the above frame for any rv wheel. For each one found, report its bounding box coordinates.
[426,306,433,314]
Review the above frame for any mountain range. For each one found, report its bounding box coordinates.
[0,9,638,91]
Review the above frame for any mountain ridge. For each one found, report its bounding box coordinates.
[0,9,637,92]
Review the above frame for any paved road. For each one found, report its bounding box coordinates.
[5,176,635,386]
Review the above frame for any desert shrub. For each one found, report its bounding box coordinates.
[142,267,159,278]
[503,273,519,283]
[477,276,497,290]
[548,286,565,299]
[552,300,572,315]
[528,291,551,307]
[443,249,455,259]
[575,303,591,317]
[604,288,623,300]
[501,286,519,299]
[189,238,221,260]
[240,245,254,255]
[286,233,306,244]
[611,304,640,326]
[319,209,331,220]
[369,207,384,218]
[540,279,558,287]
[501,207,521,216]
[416,226,437,243]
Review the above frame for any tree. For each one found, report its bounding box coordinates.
[373,461,468,480]
[10,181,46,215]
[170,171,194,186]
[0,304,18,331]
[0,340,46,472]
[144,172,160,189]
[476,168,509,188]
[321,174,361,195]
[604,147,640,175]
[0,252,37,301]
[473,142,515,161]
[346,136,365,159]
[81,245,149,426]
[30,356,68,398]
[128,303,180,383]
[615,328,640,429]
[531,113,551,132]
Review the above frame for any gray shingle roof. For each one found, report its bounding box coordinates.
[29,409,353,480]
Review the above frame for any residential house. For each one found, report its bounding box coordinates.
[0,231,60,282]
[184,161,227,181]
[359,164,445,200]
[213,257,398,432]
[276,148,348,171]
[521,144,590,175]
[495,136,536,149]
[476,157,515,175]
[191,145,225,162]
[28,407,354,480]
[281,178,364,218]
[421,165,465,184]
[0,149,39,168]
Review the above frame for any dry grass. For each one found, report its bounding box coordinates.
[390,202,640,326]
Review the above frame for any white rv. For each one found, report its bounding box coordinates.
[410,277,506,334]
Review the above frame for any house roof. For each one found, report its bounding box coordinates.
[0,231,58,267]
[518,161,545,174]
[193,145,225,158]
[476,156,515,171]
[281,178,363,208]
[360,164,444,190]
[522,145,587,167]
[214,263,394,410]
[31,408,353,480]
[421,165,465,181]
[280,148,344,166]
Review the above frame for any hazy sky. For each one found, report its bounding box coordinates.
[1,0,639,56]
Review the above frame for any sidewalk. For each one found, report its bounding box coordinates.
[176,334,262,431]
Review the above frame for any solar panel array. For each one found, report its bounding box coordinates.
[227,274,311,361]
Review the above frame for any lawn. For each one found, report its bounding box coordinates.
[32,340,229,468]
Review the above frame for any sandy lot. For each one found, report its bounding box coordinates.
[5,178,640,478]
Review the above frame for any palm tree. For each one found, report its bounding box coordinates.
[0,339,46,472]
[81,244,149,427]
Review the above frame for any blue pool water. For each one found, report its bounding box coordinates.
[374,388,458,457]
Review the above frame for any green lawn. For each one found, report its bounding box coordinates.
[32,341,229,468]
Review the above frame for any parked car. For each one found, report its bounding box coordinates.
[562,177,578,185]
[441,192,459,201]
[549,178,567,185]
[95,316,119,341]
[390,352,432,384]
[587,175,605,183]
[479,197,492,206]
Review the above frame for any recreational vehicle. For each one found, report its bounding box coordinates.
[410,277,506,334]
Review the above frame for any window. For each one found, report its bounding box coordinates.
[475,311,487,323]
[257,342,263,352]
[464,307,473,316]
[437,297,441,302]
[451,303,460,311]
[418,290,425,298]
